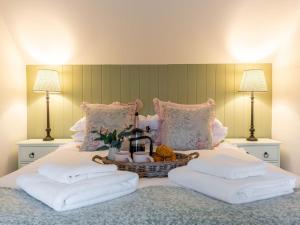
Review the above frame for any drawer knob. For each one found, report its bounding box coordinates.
[29,152,35,159]
[264,152,269,158]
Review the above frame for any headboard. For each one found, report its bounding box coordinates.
[27,64,272,139]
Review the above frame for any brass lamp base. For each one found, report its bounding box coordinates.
[43,135,54,141]
[43,93,54,142]
[246,135,258,142]
[247,92,258,142]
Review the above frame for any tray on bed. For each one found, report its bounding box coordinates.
[92,152,199,178]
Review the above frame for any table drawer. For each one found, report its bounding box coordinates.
[242,145,279,161]
[19,146,57,162]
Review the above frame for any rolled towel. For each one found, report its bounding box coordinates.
[17,171,138,211]
[188,152,266,179]
[169,166,296,204]
[38,162,117,184]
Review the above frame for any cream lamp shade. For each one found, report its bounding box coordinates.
[33,69,61,93]
[239,69,267,92]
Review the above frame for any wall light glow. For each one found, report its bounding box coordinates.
[11,11,74,65]
[21,31,72,64]
[227,1,300,62]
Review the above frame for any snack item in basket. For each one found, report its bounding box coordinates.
[156,145,174,157]
[153,154,163,162]
[154,145,177,162]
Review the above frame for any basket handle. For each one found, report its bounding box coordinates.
[92,155,104,164]
[188,152,199,159]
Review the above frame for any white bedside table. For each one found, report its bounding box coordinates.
[226,138,281,167]
[17,139,73,168]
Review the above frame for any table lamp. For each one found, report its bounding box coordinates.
[239,69,267,141]
[33,69,61,141]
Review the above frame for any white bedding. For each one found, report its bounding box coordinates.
[169,166,295,204]
[0,141,299,189]
[17,171,138,211]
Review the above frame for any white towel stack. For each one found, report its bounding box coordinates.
[38,162,118,184]
[169,149,296,204]
[187,152,267,179]
[17,161,138,211]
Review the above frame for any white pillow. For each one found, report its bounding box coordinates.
[212,119,228,146]
[70,117,86,132]
[138,114,159,130]
[71,131,85,142]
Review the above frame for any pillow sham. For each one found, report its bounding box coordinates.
[71,113,160,132]
[138,114,159,130]
[162,105,214,150]
[70,99,143,132]
[153,98,215,119]
[212,119,228,146]
[80,102,137,151]
[157,100,215,150]
[70,117,86,132]
[71,131,85,142]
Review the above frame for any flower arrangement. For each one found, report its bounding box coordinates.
[91,125,133,150]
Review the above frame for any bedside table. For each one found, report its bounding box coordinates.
[17,139,73,168]
[226,138,281,167]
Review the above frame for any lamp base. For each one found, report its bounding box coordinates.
[246,136,258,141]
[43,136,54,141]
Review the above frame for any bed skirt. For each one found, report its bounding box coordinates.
[0,186,300,225]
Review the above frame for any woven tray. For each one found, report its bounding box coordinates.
[92,152,199,178]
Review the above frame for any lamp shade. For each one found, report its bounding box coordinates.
[33,69,61,93]
[239,69,267,92]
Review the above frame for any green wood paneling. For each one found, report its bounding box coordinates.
[27,64,272,139]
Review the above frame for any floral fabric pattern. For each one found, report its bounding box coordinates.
[80,103,136,151]
[1,186,300,225]
[153,98,215,150]
[160,105,215,150]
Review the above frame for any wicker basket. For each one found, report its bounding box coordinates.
[92,152,199,178]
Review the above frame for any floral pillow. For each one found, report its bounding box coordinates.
[154,98,215,150]
[70,99,143,132]
[153,98,215,119]
[80,103,137,151]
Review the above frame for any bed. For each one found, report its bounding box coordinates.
[1,141,300,225]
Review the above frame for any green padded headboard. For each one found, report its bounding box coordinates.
[27,64,272,139]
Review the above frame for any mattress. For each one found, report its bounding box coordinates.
[0,141,299,189]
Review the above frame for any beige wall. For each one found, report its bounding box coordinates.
[1,0,299,65]
[0,18,27,176]
[272,22,300,174]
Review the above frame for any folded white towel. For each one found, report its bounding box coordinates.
[17,171,138,211]
[38,162,117,184]
[188,153,266,179]
[169,166,296,204]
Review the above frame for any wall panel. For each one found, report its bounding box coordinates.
[27,64,272,139]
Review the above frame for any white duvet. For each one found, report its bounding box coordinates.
[0,141,299,189]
